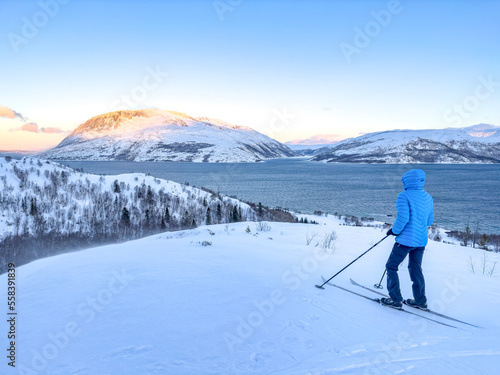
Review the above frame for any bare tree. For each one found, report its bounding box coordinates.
[306,231,318,245]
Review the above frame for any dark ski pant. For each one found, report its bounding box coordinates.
[386,243,427,305]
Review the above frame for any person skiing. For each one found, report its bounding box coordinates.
[380,169,434,310]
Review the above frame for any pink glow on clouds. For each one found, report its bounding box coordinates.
[21,123,40,133]
[0,106,18,119]
[10,123,66,134]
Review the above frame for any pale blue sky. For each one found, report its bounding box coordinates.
[1,0,499,150]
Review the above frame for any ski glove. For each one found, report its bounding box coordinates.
[386,228,398,236]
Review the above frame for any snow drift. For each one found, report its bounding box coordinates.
[1,216,499,374]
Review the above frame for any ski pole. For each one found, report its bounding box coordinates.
[374,269,386,289]
[315,235,389,289]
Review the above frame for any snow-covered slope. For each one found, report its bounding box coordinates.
[312,124,500,163]
[40,109,295,162]
[2,216,499,374]
[0,157,273,273]
[0,157,254,240]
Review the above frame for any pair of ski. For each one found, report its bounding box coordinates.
[320,276,481,329]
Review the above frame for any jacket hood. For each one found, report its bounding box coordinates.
[401,169,426,190]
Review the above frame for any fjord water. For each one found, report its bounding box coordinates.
[61,158,500,233]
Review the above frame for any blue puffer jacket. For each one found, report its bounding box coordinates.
[392,169,434,247]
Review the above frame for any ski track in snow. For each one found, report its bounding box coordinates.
[1,217,499,375]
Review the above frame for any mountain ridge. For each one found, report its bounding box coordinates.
[41,109,295,162]
[311,124,500,163]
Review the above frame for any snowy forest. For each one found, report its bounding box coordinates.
[0,157,294,273]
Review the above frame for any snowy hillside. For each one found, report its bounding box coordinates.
[0,157,255,239]
[312,124,500,163]
[0,157,286,272]
[39,109,295,162]
[1,216,499,374]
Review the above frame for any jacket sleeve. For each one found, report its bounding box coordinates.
[392,192,409,235]
[427,197,434,226]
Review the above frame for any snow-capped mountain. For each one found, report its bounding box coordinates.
[40,109,295,162]
[0,150,37,159]
[311,124,500,163]
[285,134,342,155]
[286,134,342,148]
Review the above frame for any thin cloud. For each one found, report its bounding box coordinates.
[21,123,40,133]
[0,105,26,121]
[10,123,67,134]
[41,127,66,134]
